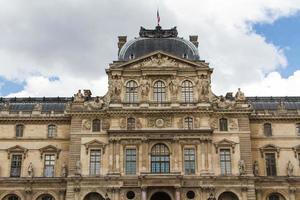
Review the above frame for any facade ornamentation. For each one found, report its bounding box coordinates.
[140,77,150,100]
[84,97,104,110]
[75,161,82,176]
[74,90,85,103]
[109,75,122,102]
[253,161,259,176]
[235,88,245,101]
[169,76,179,96]
[61,162,68,177]
[28,162,34,178]
[82,119,91,130]
[287,160,294,177]
[238,160,246,175]
[197,78,210,101]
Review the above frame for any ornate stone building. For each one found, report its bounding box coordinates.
[0,26,300,200]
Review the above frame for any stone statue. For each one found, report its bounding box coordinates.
[253,160,259,176]
[110,77,122,102]
[238,160,246,175]
[169,77,178,95]
[197,78,210,101]
[287,160,294,177]
[235,88,245,101]
[28,162,34,177]
[75,160,82,176]
[74,90,85,103]
[61,162,68,177]
[140,78,150,100]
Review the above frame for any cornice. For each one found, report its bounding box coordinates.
[108,128,213,135]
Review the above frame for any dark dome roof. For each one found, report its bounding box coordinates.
[118,26,200,61]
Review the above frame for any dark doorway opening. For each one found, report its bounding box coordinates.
[150,192,171,200]
[218,192,239,200]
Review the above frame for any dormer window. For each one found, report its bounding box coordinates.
[183,53,188,59]
[129,54,135,60]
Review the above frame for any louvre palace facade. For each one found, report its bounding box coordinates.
[0,26,300,200]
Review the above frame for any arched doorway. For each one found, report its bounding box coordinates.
[268,193,285,200]
[84,193,104,200]
[36,194,55,200]
[150,192,171,200]
[218,192,239,200]
[2,194,20,200]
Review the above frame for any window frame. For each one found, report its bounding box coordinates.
[92,119,101,132]
[10,154,22,177]
[125,148,137,175]
[265,152,277,176]
[184,148,196,175]
[89,149,101,176]
[151,143,170,174]
[263,122,272,137]
[125,80,138,103]
[219,118,228,132]
[15,124,24,138]
[47,124,57,138]
[219,148,232,175]
[184,117,194,129]
[181,80,193,103]
[127,117,136,130]
[153,80,166,103]
[44,154,56,177]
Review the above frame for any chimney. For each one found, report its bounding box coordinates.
[118,36,127,54]
[189,35,199,48]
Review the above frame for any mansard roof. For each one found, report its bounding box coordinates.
[247,96,300,110]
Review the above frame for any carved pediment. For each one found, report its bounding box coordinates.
[259,144,280,158]
[7,145,28,159]
[115,51,208,70]
[84,140,107,154]
[39,145,61,159]
[213,139,237,153]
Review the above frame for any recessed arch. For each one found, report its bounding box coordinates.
[2,194,21,200]
[150,143,170,173]
[266,192,286,200]
[36,194,55,200]
[150,192,171,200]
[218,191,239,200]
[83,192,104,200]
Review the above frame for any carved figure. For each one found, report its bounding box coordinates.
[140,78,150,99]
[75,160,82,176]
[287,160,294,176]
[74,90,85,103]
[238,160,246,175]
[253,160,259,176]
[61,162,68,177]
[28,162,34,177]
[197,78,210,101]
[110,77,122,102]
[84,97,104,110]
[235,88,245,101]
[169,77,178,95]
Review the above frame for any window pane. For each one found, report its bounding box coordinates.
[151,144,170,173]
[219,118,228,131]
[92,119,101,132]
[90,150,101,175]
[265,153,276,176]
[184,149,195,174]
[220,149,231,175]
[127,118,136,130]
[184,117,193,129]
[44,154,55,177]
[153,81,166,103]
[264,123,272,136]
[16,124,24,137]
[126,81,138,103]
[47,125,57,138]
[10,155,22,177]
[181,80,193,103]
[125,149,136,175]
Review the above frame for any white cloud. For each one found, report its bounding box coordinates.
[0,0,300,97]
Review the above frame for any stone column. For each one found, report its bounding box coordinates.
[141,187,147,200]
[208,140,213,173]
[59,190,66,200]
[175,187,181,200]
[241,187,248,200]
[25,190,32,200]
[196,143,201,175]
[108,139,114,173]
[173,138,179,171]
[200,141,206,173]
[115,139,120,173]
[255,189,262,200]
[205,141,209,170]
[289,187,296,200]
[141,138,148,172]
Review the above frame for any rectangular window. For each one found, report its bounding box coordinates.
[184,148,195,174]
[90,150,101,175]
[125,149,136,175]
[220,149,231,175]
[44,154,55,177]
[265,153,277,176]
[10,154,22,177]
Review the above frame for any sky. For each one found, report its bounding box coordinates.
[0,0,300,97]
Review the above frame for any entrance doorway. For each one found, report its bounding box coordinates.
[150,192,171,200]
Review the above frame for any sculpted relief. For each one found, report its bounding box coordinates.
[109,75,122,103]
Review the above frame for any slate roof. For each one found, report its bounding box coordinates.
[247,97,300,110]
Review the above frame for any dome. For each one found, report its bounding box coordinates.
[118,26,200,61]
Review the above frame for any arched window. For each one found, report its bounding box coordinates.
[84,192,104,200]
[16,124,24,137]
[153,81,166,103]
[296,123,300,136]
[47,124,57,138]
[126,80,138,103]
[268,193,285,200]
[184,117,193,129]
[3,194,20,200]
[181,80,193,103]
[151,143,170,173]
[127,117,135,130]
[92,119,101,132]
[219,118,228,131]
[37,194,55,200]
[264,123,272,136]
